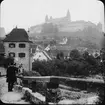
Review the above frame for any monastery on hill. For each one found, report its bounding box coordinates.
[45,9,71,25]
[29,10,102,33]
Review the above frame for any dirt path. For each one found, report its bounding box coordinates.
[0,77,30,104]
[0,77,8,98]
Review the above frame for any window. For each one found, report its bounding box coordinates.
[9,52,15,57]
[18,53,25,58]
[9,43,15,48]
[19,44,26,48]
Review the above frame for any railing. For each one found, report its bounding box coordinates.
[17,75,104,84]
[17,75,60,103]
[16,75,105,103]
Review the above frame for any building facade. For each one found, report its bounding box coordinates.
[3,28,32,71]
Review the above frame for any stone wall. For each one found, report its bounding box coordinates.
[14,85,46,104]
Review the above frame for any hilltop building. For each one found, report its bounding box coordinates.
[45,9,71,25]
[3,27,32,71]
[29,9,102,34]
[32,45,52,61]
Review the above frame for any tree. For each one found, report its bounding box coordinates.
[4,56,14,68]
[70,49,81,60]
[56,51,64,60]
[0,55,5,67]
[83,51,89,59]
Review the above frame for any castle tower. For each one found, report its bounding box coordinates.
[66,9,71,21]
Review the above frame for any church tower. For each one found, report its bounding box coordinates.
[66,9,71,21]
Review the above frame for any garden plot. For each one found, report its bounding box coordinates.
[58,88,99,104]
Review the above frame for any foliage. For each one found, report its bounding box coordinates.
[0,55,5,67]
[0,56,14,68]
[70,49,81,60]
[32,49,103,77]
[97,89,105,104]
[22,70,46,96]
[3,56,14,68]
[23,70,41,76]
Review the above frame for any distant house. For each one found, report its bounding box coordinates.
[3,27,32,71]
[92,51,100,58]
[32,45,52,61]
[50,45,71,57]
[59,37,68,45]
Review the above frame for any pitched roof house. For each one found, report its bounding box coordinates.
[3,28,32,42]
[33,45,52,61]
[3,27,32,71]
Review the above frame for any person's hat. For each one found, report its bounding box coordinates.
[10,62,14,66]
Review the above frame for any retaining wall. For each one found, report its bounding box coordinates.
[14,85,46,104]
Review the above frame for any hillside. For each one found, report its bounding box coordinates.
[29,26,104,51]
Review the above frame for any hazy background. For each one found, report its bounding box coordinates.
[0,0,104,34]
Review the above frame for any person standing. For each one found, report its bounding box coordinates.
[17,64,24,85]
[6,62,18,92]
[18,64,24,74]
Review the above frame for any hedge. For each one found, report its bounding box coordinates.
[32,57,103,77]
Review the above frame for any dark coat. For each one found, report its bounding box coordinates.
[6,65,18,82]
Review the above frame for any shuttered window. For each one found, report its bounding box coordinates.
[19,44,26,48]
[9,43,15,48]
[9,52,15,57]
[18,53,25,58]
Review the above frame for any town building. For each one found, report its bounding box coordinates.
[32,45,52,61]
[3,27,32,71]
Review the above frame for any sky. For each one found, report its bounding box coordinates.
[0,0,104,33]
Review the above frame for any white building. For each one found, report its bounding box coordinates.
[33,45,52,61]
[3,27,32,71]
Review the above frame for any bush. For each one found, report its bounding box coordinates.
[23,70,41,76]
[22,70,47,95]
[3,56,14,68]
[70,49,81,60]
[32,54,103,77]
[0,55,5,67]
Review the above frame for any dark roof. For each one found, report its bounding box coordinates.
[3,28,32,42]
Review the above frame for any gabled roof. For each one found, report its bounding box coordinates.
[42,50,52,60]
[33,46,52,61]
[3,28,32,42]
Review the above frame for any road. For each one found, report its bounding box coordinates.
[0,77,8,98]
[0,77,30,104]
